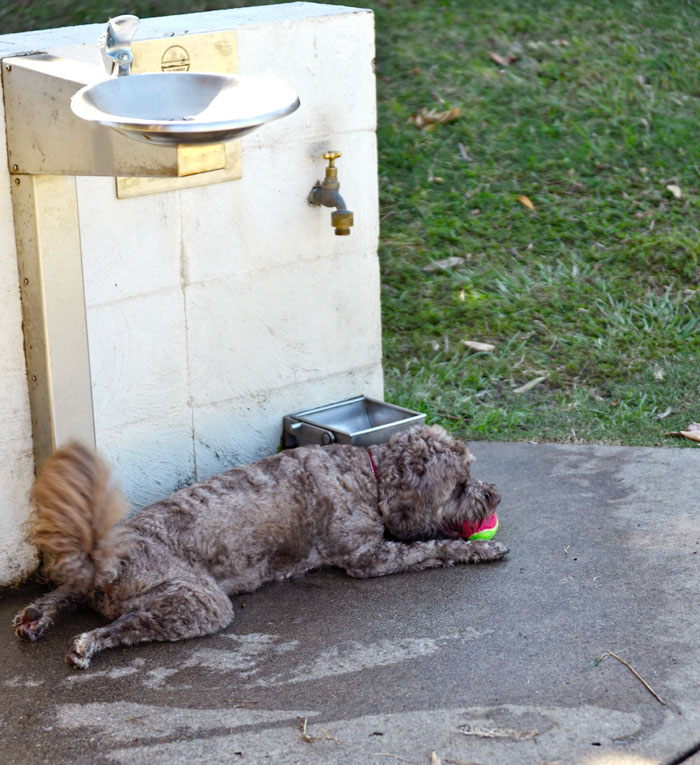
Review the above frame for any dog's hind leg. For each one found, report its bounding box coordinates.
[65,580,234,669]
[14,584,83,642]
[340,538,509,579]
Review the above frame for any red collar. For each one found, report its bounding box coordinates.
[367,449,377,479]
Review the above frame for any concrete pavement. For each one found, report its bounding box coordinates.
[1,441,698,764]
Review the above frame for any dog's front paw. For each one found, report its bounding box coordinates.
[486,540,510,559]
[13,606,51,642]
[65,633,94,670]
[466,539,510,563]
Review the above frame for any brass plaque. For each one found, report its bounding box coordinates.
[129,31,238,76]
[116,30,242,198]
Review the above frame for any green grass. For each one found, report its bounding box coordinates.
[369,0,700,446]
[3,0,699,446]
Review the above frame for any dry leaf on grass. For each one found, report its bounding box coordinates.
[456,724,537,740]
[488,51,510,67]
[409,106,461,130]
[464,340,496,352]
[513,375,547,393]
[423,256,466,272]
[665,423,700,443]
[487,51,519,66]
[517,194,535,211]
[666,183,682,200]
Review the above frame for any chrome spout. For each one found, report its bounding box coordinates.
[99,15,140,77]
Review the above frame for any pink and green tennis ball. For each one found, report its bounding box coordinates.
[461,513,499,541]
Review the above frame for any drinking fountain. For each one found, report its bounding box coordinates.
[3,14,300,178]
[72,15,300,147]
[1,14,302,469]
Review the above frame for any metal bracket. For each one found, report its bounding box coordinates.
[283,419,336,448]
[11,175,96,470]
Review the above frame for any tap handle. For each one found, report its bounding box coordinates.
[323,151,342,168]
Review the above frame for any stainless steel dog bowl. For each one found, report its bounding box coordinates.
[283,396,426,448]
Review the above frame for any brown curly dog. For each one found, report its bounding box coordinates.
[13,425,507,668]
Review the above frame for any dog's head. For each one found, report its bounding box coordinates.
[375,425,500,542]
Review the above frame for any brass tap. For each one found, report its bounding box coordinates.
[308,151,354,235]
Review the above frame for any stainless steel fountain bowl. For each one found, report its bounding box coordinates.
[71,71,300,145]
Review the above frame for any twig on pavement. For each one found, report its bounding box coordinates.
[600,650,666,705]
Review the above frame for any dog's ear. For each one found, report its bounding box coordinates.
[378,425,473,509]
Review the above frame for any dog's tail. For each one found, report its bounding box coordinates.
[28,442,131,593]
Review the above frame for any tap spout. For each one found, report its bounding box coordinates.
[308,184,348,211]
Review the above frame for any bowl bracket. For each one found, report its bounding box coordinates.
[2,30,242,190]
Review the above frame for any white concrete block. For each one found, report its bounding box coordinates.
[0,373,37,583]
[0,86,37,585]
[0,5,375,147]
[181,131,379,284]
[0,3,369,58]
[193,363,384,480]
[0,508,38,586]
[0,398,36,587]
[77,177,183,308]
[87,289,190,432]
[185,249,382,408]
[0,92,31,396]
[0,368,34,451]
[239,8,377,148]
[0,4,381,581]
[0,246,24,383]
[96,420,196,512]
